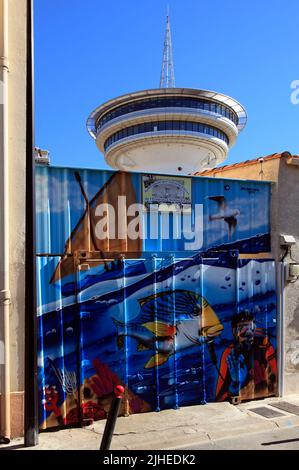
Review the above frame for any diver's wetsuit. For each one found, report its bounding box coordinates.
[215,336,277,401]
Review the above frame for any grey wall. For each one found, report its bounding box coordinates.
[277,161,299,395]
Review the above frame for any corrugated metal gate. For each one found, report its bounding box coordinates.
[36,167,277,429]
[37,252,277,429]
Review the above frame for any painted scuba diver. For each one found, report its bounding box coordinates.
[215,310,277,402]
[113,289,224,369]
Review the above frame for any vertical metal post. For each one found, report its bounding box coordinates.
[152,254,160,412]
[74,257,84,426]
[200,256,206,404]
[171,254,179,409]
[24,0,39,446]
[121,255,130,416]
[231,252,241,405]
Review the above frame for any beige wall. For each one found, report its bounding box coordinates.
[203,155,299,396]
[7,0,26,394]
[0,0,27,437]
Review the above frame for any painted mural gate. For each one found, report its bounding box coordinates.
[36,167,277,429]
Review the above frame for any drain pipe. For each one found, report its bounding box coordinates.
[0,0,11,441]
[24,0,39,446]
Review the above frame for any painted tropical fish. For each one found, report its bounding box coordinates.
[113,290,223,369]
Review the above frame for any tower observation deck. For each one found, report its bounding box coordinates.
[87,15,247,175]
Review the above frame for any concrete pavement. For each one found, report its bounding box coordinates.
[2,395,299,450]
[180,426,299,450]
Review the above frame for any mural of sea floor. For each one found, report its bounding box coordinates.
[37,253,277,429]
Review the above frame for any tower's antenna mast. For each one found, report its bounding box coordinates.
[160,7,175,88]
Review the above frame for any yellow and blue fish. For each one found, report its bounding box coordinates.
[113,290,223,369]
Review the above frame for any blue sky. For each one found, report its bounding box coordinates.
[34,0,299,169]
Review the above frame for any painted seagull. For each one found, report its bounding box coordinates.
[208,196,240,240]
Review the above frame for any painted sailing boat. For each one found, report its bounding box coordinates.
[51,171,142,283]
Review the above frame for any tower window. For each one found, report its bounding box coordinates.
[104,120,229,151]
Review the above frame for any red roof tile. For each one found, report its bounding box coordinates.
[195,152,294,176]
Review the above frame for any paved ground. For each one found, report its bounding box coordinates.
[2,395,299,451]
[179,426,299,450]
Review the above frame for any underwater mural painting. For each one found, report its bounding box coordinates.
[36,166,277,429]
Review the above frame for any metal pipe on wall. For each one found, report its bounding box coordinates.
[24,0,38,446]
[277,261,285,397]
[0,0,11,441]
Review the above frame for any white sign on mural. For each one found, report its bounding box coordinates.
[142,174,192,211]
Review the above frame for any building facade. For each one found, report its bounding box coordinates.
[0,0,27,439]
[0,2,298,440]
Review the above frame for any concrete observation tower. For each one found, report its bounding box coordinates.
[87,14,247,175]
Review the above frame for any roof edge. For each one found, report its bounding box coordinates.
[195,151,294,176]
